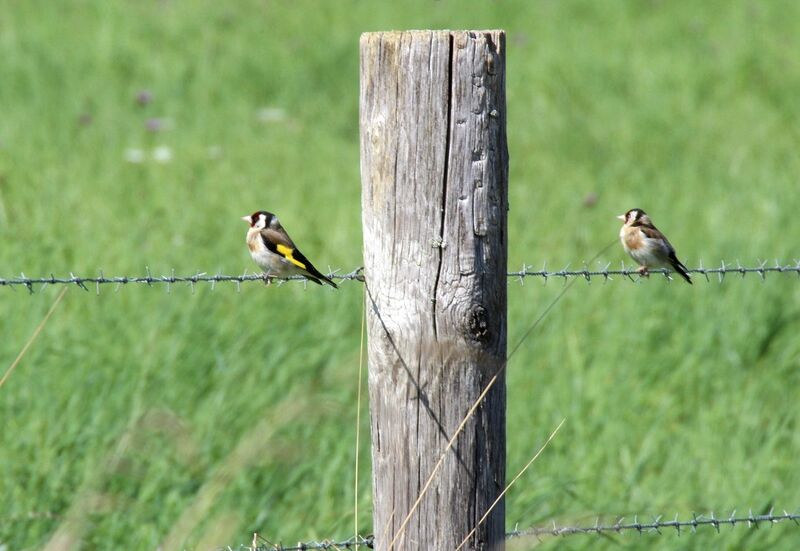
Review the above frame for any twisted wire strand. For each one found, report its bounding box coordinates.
[222,509,800,550]
[0,268,365,294]
[1,261,799,294]
[230,534,374,551]
[508,509,800,539]
[508,259,800,284]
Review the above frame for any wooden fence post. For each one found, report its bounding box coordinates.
[360,30,508,551]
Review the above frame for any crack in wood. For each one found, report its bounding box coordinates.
[431,33,454,341]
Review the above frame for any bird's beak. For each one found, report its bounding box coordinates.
[616,214,626,221]
[241,216,251,224]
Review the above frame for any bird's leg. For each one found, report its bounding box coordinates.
[262,272,272,286]
[637,265,650,278]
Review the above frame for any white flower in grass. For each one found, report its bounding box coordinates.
[207,145,223,159]
[152,146,173,163]
[124,148,145,164]
[256,107,287,123]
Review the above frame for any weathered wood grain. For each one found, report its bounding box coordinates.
[360,30,508,551]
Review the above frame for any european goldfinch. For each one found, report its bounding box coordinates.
[242,211,337,288]
[617,208,692,284]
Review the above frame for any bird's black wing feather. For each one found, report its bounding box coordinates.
[291,248,338,288]
[668,250,692,284]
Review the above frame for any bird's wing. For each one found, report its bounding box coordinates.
[259,227,309,270]
[638,224,665,241]
[261,225,295,248]
[639,225,674,256]
[640,224,691,276]
[261,225,337,288]
[288,248,337,287]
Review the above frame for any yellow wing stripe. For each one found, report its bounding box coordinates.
[276,244,307,269]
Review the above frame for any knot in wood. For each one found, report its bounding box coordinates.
[466,305,490,342]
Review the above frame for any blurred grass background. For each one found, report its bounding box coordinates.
[1,0,799,549]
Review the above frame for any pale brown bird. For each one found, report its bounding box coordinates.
[617,208,692,284]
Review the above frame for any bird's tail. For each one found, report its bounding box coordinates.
[672,260,692,284]
[305,267,338,289]
[317,273,338,289]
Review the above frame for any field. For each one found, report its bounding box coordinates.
[1,1,799,549]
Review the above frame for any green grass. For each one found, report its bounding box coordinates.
[1,1,799,549]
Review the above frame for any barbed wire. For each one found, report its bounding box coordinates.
[220,509,800,550]
[226,534,374,551]
[509,259,800,284]
[1,261,799,294]
[1,508,796,547]
[0,268,366,294]
[508,509,800,540]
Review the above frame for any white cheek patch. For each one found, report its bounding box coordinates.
[255,214,267,229]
